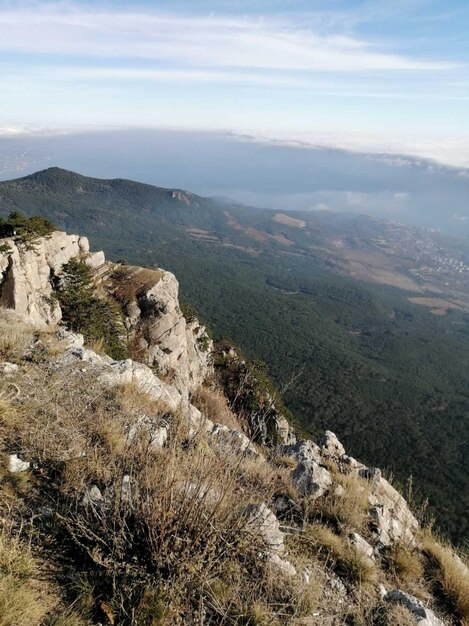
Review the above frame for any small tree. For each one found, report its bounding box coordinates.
[54,259,128,360]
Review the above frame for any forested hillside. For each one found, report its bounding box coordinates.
[1,167,468,544]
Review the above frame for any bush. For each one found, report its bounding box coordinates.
[53,259,128,360]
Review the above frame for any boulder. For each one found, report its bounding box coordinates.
[244,503,285,553]
[126,415,168,451]
[0,362,19,376]
[8,453,30,473]
[369,477,419,547]
[210,423,259,458]
[348,532,375,563]
[281,440,322,465]
[320,430,346,458]
[186,404,214,437]
[292,460,332,498]
[83,251,105,269]
[82,485,104,508]
[268,553,297,577]
[384,590,446,626]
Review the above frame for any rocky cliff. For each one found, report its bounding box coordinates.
[0,230,467,626]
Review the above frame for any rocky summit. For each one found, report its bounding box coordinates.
[0,227,468,626]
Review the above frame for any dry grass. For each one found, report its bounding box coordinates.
[0,530,51,626]
[0,357,312,624]
[0,311,34,362]
[317,471,371,533]
[421,532,469,624]
[191,383,239,429]
[384,543,424,588]
[381,603,417,626]
[290,523,377,587]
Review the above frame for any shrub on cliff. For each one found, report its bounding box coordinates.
[0,211,56,247]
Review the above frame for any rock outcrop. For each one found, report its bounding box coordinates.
[0,231,95,326]
[94,263,212,396]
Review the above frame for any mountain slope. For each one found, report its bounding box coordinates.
[1,167,469,544]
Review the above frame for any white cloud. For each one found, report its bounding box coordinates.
[238,130,469,169]
[0,4,455,72]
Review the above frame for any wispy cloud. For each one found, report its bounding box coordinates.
[0,3,455,72]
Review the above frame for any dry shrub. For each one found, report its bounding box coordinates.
[421,532,469,624]
[291,523,377,587]
[317,471,371,532]
[191,383,239,429]
[0,311,34,361]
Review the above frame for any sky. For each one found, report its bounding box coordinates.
[1,0,469,167]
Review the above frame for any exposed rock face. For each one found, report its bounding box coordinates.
[283,431,419,549]
[282,440,322,465]
[94,263,212,397]
[0,231,94,326]
[369,476,419,547]
[55,329,183,413]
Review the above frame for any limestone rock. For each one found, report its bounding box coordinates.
[186,404,214,437]
[8,453,30,473]
[82,485,104,508]
[348,532,375,563]
[244,503,285,553]
[0,362,19,376]
[83,250,105,269]
[369,477,419,547]
[121,474,132,504]
[320,430,346,459]
[0,231,92,327]
[95,263,212,397]
[292,460,332,498]
[384,590,446,626]
[210,423,259,458]
[55,328,85,351]
[126,415,169,451]
[281,440,322,465]
[268,553,297,577]
[98,359,182,412]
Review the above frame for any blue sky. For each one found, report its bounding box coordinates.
[1,0,469,165]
